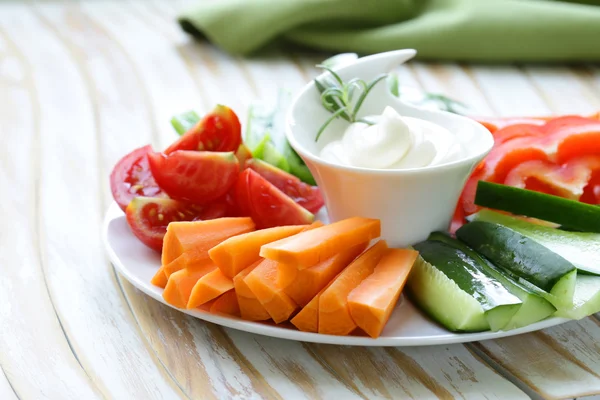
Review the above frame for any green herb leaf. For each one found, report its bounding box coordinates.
[314,65,387,142]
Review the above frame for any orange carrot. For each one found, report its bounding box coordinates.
[209,225,306,278]
[151,266,168,288]
[163,217,255,265]
[162,262,216,308]
[187,267,234,309]
[348,248,418,338]
[260,217,380,269]
[233,261,271,321]
[318,240,388,336]
[290,272,341,333]
[244,259,298,323]
[209,290,240,317]
[282,242,368,307]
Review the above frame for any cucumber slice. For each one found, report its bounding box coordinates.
[456,221,577,309]
[557,275,600,319]
[407,255,489,332]
[410,241,522,332]
[469,210,600,275]
[475,181,600,233]
[428,232,555,330]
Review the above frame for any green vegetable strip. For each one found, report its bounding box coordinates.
[475,181,600,233]
[456,221,576,292]
[170,110,200,136]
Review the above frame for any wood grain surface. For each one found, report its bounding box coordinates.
[1,1,599,399]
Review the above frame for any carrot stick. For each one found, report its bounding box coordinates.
[282,242,368,307]
[233,260,271,321]
[187,268,234,309]
[163,217,255,265]
[290,272,341,333]
[244,259,298,323]
[151,266,168,288]
[260,217,380,269]
[318,240,388,336]
[209,290,240,317]
[162,262,216,308]
[209,225,306,278]
[348,248,418,338]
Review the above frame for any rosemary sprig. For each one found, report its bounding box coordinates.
[314,65,387,142]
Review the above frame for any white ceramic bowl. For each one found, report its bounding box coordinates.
[285,50,494,247]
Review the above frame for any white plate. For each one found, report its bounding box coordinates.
[103,202,569,346]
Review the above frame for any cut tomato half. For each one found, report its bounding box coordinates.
[125,197,217,251]
[110,145,164,211]
[148,150,239,205]
[165,105,242,154]
[245,158,324,213]
[235,169,314,229]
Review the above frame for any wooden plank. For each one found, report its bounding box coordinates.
[474,319,600,399]
[45,2,280,399]
[3,4,189,399]
[308,344,528,399]
[223,330,363,400]
[0,8,102,400]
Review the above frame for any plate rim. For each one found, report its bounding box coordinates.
[102,202,570,347]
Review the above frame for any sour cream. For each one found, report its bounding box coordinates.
[320,106,463,169]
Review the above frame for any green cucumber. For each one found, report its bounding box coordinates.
[428,232,555,330]
[469,209,600,275]
[558,275,600,319]
[456,221,577,309]
[171,110,200,135]
[409,241,522,332]
[475,181,600,233]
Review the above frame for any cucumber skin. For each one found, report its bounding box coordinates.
[428,232,555,330]
[475,181,600,233]
[456,221,576,293]
[407,256,489,332]
[413,241,522,332]
[470,209,600,276]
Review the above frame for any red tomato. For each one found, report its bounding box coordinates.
[110,145,164,211]
[165,105,241,154]
[148,150,239,205]
[125,197,227,251]
[235,169,314,229]
[245,158,324,213]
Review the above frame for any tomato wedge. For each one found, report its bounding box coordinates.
[125,197,227,251]
[235,169,314,229]
[165,105,241,154]
[148,150,239,205]
[245,159,324,213]
[110,145,163,211]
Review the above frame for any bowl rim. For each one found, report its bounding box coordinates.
[284,51,494,176]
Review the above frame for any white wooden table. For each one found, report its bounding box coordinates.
[2,1,600,399]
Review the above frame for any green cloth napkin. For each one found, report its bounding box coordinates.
[179,0,600,62]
